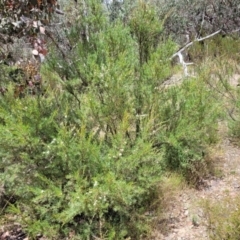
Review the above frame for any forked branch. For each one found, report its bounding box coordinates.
[171,29,222,76]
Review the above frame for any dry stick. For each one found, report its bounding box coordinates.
[0,194,15,215]
[55,8,64,15]
[171,29,222,76]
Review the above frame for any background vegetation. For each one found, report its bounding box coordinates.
[0,0,240,239]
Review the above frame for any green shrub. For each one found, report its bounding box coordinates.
[228,82,240,141]
[0,89,162,239]
[0,0,224,238]
[154,78,220,182]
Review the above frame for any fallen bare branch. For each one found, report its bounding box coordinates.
[171,29,222,76]
[171,29,222,59]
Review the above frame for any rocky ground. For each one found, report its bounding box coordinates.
[0,223,27,240]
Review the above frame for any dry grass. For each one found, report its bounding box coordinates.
[201,195,240,240]
[146,173,187,238]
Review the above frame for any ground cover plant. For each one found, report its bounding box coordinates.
[203,195,240,240]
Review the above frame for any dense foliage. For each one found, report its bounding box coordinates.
[1,0,239,239]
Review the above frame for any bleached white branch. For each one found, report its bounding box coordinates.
[177,52,194,76]
[171,29,222,59]
[197,29,222,42]
[171,29,222,76]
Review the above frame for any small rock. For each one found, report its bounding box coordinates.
[1,231,10,239]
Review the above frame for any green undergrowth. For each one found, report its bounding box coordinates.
[189,34,240,63]
[0,73,221,239]
[229,86,240,141]
[0,89,162,239]
[0,1,231,239]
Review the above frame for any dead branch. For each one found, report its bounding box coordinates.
[55,8,64,15]
[171,29,222,76]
